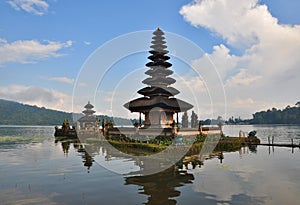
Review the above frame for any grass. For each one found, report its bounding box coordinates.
[105,135,260,156]
[0,136,45,143]
[56,134,260,156]
[107,140,167,155]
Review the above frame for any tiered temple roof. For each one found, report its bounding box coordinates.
[78,101,97,123]
[124,28,193,113]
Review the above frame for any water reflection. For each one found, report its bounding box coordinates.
[53,135,300,205]
[54,136,228,173]
[55,137,97,172]
[124,152,251,205]
[54,136,232,204]
[125,166,194,205]
[223,124,300,144]
[1,126,299,204]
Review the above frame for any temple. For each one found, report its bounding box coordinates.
[124,28,193,128]
[77,101,99,131]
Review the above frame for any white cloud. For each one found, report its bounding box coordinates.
[0,38,7,44]
[180,0,273,48]
[180,0,300,118]
[177,75,207,94]
[84,41,91,46]
[231,97,255,108]
[49,77,74,84]
[7,0,49,15]
[226,69,261,87]
[0,85,72,112]
[191,44,238,80]
[0,39,72,64]
[78,82,87,87]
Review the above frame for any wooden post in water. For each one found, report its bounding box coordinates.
[268,136,270,145]
[291,138,294,146]
[272,136,274,145]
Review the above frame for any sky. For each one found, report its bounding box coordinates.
[0,0,300,120]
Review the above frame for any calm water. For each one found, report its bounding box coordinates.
[0,125,299,205]
[223,124,300,144]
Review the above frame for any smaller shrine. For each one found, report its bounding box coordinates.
[77,101,99,131]
[54,118,77,138]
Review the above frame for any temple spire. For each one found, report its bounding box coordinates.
[124,28,193,128]
[139,28,179,97]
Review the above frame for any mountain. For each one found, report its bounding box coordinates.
[2,99,299,126]
[0,99,72,125]
[0,99,136,126]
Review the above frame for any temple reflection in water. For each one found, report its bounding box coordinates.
[54,135,231,204]
[125,166,194,205]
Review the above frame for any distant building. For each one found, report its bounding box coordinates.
[77,101,99,131]
[124,28,193,128]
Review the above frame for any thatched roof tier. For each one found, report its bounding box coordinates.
[152,35,165,40]
[149,50,169,55]
[148,54,170,61]
[82,109,95,115]
[151,39,166,45]
[150,44,167,50]
[137,86,180,97]
[146,61,172,68]
[78,115,98,122]
[84,101,94,109]
[145,68,173,76]
[153,27,164,35]
[142,77,176,86]
[124,96,193,113]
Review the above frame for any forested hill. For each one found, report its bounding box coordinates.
[0,99,135,126]
[2,99,298,126]
[252,103,300,124]
[0,99,72,125]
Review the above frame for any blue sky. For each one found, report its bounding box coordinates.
[1,0,300,120]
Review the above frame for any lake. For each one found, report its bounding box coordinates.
[0,125,299,205]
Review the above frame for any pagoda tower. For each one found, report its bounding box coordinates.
[124,28,193,128]
[78,101,98,130]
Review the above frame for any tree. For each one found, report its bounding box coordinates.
[252,104,300,124]
[194,112,198,128]
[181,111,188,128]
[62,118,70,130]
[217,116,224,132]
[191,111,198,128]
[228,116,234,124]
[191,111,195,128]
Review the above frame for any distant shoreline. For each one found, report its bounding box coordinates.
[1,124,299,127]
[0,125,55,127]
